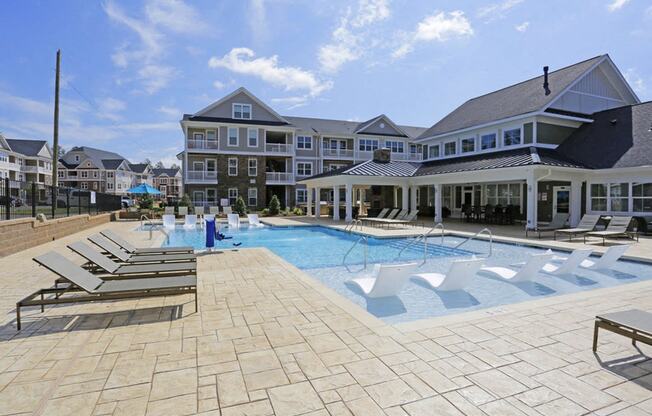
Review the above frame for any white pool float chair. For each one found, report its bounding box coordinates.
[541,248,593,275]
[412,258,484,291]
[178,206,188,217]
[164,206,175,216]
[183,214,197,229]
[228,213,240,229]
[480,252,553,282]
[553,244,630,271]
[348,263,418,298]
[162,214,176,229]
[247,214,264,227]
[223,206,233,216]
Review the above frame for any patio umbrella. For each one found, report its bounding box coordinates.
[126,183,161,195]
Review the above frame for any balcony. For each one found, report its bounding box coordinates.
[322,148,354,159]
[265,143,293,154]
[188,138,218,151]
[266,172,295,185]
[390,152,423,161]
[186,170,218,183]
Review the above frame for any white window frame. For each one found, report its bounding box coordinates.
[480,132,497,150]
[296,189,307,204]
[80,182,88,189]
[228,158,238,176]
[107,182,113,190]
[74,155,80,162]
[232,103,252,120]
[248,188,257,207]
[297,162,313,177]
[107,171,114,178]
[359,138,379,152]
[80,170,88,178]
[192,161,204,172]
[633,182,652,213]
[248,158,257,177]
[247,128,258,147]
[461,137,475,153]
[503,126,522,147]
[206,129,217,145]
[296,135,313,150]
[443,140,457,156]
[428,144,440,159]
[228,188,238,205]
[385,140,404,153]
[228,127,239,147]
[193,191,205,204]
[193,132,205,140]
[589,183,608,212]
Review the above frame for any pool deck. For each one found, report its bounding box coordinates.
[1,220,652,415]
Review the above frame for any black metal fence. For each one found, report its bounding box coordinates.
[0,178,122,221]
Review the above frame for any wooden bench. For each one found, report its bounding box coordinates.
[593,309,652,352]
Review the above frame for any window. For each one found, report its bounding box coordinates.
[57,171,65,178]
[232,103,252,119]
[193,132,205,140]
[485,183,521,206]
[248,188,257,206]
[359,139,379,152]
[92,182,98,190]
[610,182,629,212]
[481,133,497,150]
[428,145,440,159]
[107,172,114,178]
[385,140,404,153]
[297,162,312,176]
[228,127,239,146]
[248,128,258,147]
[444,141,456,156]
[107,182,113,190]
[228,158,238,176]
[74,155,80,162]
[633,183,652,213]
[297,136,313,150]
[248,158,257,176]
[80,171,88,178]
[206,130,217,146]
[503,128,521,146]
[92,171,98,178]
[228,188,238,205]
[193,191,205,203]
[461,138,475,153]
[0,152,7,163]
[590,184,607,211]
[80,182,88,189]
[296,189,307,204]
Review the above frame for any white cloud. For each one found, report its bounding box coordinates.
[271,96,310,110]
[607,0,630,12]
[145,0,209,34]
[352,0,390,28]
[515,21,530,32]
[98,97,127,121]
[248,0,268,43]
[158,105,181,118]
[138,65,177,94]
[213,80,226,89]
[625,68,647,96]
[477,0,524,21]
[209,48,333,98]
[392,11,473,59]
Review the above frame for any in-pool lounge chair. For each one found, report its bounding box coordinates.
[554,214,601,241]
[162,214,176,229]
[593,309,652,352]
[101,229,193,255]
[184,214,197,229]
[195,206,205,221]
[16,252,196,330]
[348,263,418,298]
[553,244,630,271]
[209,206,220,216]
[68,242,196,276]
[526,213,569,239]
[178,206,188,217]
[540,248,593,276]
[247,214,264,227]
[412,258,483,291]
[164,206,175,216]
[88,234,196,264]
[223,206,233,216]
[585,216,638,245]
[480,252,553,282]
[228,214,240,229]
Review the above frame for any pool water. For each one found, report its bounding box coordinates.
[154,224,652,324]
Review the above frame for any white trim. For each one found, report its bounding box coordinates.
[193,87,289,123]
[296,161,313,177]
[248,157,257,177]
[247,128,259,148]
[227,127,239,147]
[443,140,457,157]
[228,157,238,176]
[460,136,476,154]
[228,188,238,205]
[232,103,252,120]
[502,125,523,147]
[354,114,409,137]
[247,187,258,206]
[296,135,313,150]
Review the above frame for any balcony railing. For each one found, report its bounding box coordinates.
[266,172,295,184]
[390,152,423,161]
[265,143,292,154]
[323,148,354,158]
[188,138,218,150]
[186,170,218,183]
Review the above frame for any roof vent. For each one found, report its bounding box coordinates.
[373,148,391,163]
[543,66,551,96]
[610,119,618,125]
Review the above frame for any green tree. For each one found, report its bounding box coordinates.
[234,196,247,216]
[139,194,154,210]
[268,194,280,216]
[178,193,191,207]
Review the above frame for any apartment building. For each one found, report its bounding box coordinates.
[179,87,426,209]
[153,167,182,200]
[129,163,154,187]
[0,135,53,186]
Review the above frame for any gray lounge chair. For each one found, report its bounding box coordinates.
[585,216,638,245]
[100,229,193,255]
[554,214,601,241]
[68,242,196,276]
[178,206,188,217]
[593,309,652,352]
[209,206,220,215]
[363,208,399,227]
[526,213,569,238]
[16,252,196,330]
[88,234,196,264]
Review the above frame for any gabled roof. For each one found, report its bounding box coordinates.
[102,159,128,170]
[61,146,129,170]
[128,163,151,174]
[192,87,289,124]
[354,114,409,137]
[556,101,652,169]
[153,168,181,177]
[418,55,607,139]
[5,139,50,157]
[284,116,426,139]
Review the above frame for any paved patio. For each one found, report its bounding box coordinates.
[0,220,652,415]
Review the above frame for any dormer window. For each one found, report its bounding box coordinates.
[74,155,80,162]
[461,138,475,153]
[233,103,252,120]
[504,128,521,146]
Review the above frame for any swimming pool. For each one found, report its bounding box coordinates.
[154,224,652,324]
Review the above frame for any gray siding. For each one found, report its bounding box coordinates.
[201,91,284,123]
[359,118,404,136]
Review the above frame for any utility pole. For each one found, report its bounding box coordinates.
[52,49,61,187]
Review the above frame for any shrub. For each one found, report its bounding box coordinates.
[261,208,270,216]
[268,195,280,216]
[178,194,191,207]
[234,196,247,216]
[139,194,154,210]
[292,207,304,216]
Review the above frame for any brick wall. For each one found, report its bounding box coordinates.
[0,213,115,257]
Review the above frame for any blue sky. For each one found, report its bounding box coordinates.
[0,0,650,166]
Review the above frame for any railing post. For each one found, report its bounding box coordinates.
[78,189,81,215]
[87,191,91,215]
[4,178,10,220]
[31,182,36,218]
[66,188,70,217]
[51,186,56,219]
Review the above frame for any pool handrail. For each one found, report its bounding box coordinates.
[455,228,493,257]
[342,235,368,270]
[396,223,445,264]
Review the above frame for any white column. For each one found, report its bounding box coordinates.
[315,187,321,219]
[434,184,442,223]
[526,170,538,230]
[401,185,409,210]
[570,180,582,227]
[306,187,313,216]
[333,186,340,220]
[345,183,353,221]
[410,186,418,212]
[359,188,365,216]
[393,186,398,207]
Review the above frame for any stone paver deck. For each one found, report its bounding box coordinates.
[0,220,651,415]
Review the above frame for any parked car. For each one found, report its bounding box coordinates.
[121,196,135,208]
[49,190,84,208]
[0,195,23,207]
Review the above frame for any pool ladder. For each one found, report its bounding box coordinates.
[344,219,363,233]
[455,228,493,257]
[396,223,445,265]
[141,215,170,243]
[342,235,368,271]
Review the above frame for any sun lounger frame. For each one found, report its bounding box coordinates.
[593,309,652,352]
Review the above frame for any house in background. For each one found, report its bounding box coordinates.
[129,163,154,187]
[58,146,136,195]
[153,167,182,200]
[0,135,53,186]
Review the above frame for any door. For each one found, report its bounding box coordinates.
[553,186,570,216]
[463,186,473,206]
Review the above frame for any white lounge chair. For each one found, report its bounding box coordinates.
[540,248,593,275]
[223,206,233,216]
[348,263,418,298]
[228,213,240,229]
[412,258,484,291]
[164,206,175,215]
[247,214,264,227]
[184,214,197,229]
[480,252,553,282]
[553,244,630,271]
[162,214,176,229]
[209,206,220,216]
[178,206,188,217]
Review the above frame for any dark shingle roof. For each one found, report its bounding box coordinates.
[102,159,126,170]
[153,168,180,177]
[556,102,652,169]
[284,116,426,139]
[5,139,48,157]
[60,146,129,170]
[183,114,289,126]
[129,163,150,173]
[418,55,605,139]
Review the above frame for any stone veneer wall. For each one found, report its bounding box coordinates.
[0,212,116,257]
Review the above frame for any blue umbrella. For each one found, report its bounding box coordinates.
[126,183,161,195]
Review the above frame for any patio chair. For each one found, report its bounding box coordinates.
[162,214,176,229]
[412,258,484,291]
[394,209,409,220]
[247,214,264,227]
[554,214,601,241]
[385,208,400,220]
[484,204,494,223]
[553,244,630,271]
[100,229,193,255]
[585,216,638,245]
[178,206,188,217]
[16,252,196,330]
[375,208,390,219]
[223,206,233,216]
[363,208,398,226]
[227,213,240,229]
[88,234,196,264]
[164,206,175,215]
[526,213,569,239]
[480,252,553,282]
[68,242,196,276]
[593,309,652,352]
[184,214,197,229]
[209,206,220,215]
[537,248,593,276]
[348,263,418,298]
